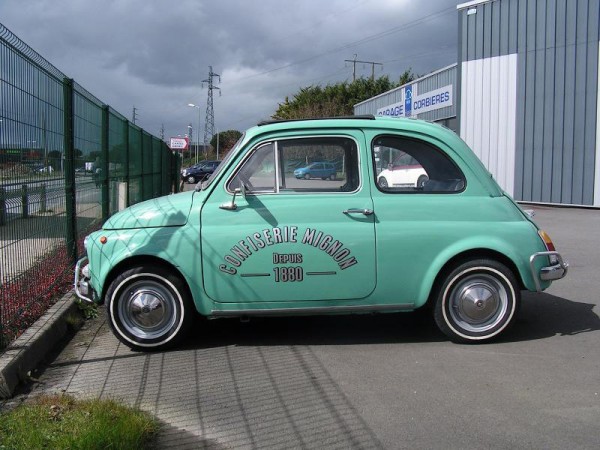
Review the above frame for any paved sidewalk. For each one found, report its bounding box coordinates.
[19,307,383,449]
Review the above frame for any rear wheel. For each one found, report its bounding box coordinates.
[378,177,388,188]
[433,259,520,343]
[417,175,429,188]
[329,173,336,181]
[107,264,194,351]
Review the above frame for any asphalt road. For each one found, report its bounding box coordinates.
[10,204,600,449]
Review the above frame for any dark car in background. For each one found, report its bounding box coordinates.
[181,160,221,183]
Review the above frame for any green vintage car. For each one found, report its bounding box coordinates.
[74,116,568,351]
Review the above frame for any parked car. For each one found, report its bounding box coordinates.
[376,151,429,188]
[181,160,221,184]
[32,164,54,174]
[75,116,568,351]
[294,162,337,180]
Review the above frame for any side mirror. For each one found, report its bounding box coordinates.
[220,187,242,211]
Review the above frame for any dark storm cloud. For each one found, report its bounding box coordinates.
[0,0,459,140]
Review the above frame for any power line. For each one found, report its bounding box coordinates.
[231,6,455,83]
[344,55,383,81]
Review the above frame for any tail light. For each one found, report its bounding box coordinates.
[538,230,558,264]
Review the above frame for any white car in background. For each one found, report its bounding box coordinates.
[377,153,428,188]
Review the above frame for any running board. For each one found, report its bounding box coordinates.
[211,303,415,317]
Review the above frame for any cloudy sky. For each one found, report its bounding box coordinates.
[0,0,460,142]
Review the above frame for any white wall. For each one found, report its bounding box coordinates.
[460,54,518,196]
[595,44,600,207]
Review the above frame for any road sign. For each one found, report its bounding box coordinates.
[170,137,189,150]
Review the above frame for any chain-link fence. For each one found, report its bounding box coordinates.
[0,23,181,349]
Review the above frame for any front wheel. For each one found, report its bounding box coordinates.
[106,265,194,351]
[187,175,196,184]
[433,259,520,343]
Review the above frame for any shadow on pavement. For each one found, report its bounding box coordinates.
[153,419,229,449]
[182,310,445,350]
[506,292,600,342]
[179,292,599,349]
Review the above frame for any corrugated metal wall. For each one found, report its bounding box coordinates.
[458,0,600,206]
[354,64,458,131]
[461,54,518,195]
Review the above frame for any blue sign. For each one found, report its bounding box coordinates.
[404,85,412,117]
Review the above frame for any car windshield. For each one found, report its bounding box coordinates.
[197,133,245,191]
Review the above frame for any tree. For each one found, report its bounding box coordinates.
[398,69,416,86]
[210,130,242,158]
[272,72,415,121]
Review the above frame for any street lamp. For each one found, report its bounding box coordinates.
[187,103,201,164]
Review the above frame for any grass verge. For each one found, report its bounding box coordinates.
[0,394,159,449]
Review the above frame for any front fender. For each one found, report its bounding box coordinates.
[86,225,209,315]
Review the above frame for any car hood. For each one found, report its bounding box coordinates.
[103,191,195,230]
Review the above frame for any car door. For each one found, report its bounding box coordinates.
[312,163,325,178]
[367,131,470,305]
[200,133,376,304]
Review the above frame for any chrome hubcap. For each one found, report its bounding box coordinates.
[449,273,508,333]
[131,290,167,328]
[118,280,176,340]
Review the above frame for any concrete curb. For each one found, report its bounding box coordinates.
[0,291,80,399]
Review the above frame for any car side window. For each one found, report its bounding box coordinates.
[279,137,359,193]
[229,143,275,192]
[373,135,465,193]
[228,137,360,194]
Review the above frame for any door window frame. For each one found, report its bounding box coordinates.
[225,134,363,195]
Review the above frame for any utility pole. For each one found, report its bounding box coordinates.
[188,123,193,161]
[344,55,383,81]
[160,123,165,141]
[132,106,138,125]
[202,66,220,153]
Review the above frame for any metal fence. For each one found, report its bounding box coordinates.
[0,23,181,349]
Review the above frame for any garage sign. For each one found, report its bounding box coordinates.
[377,84,453,118]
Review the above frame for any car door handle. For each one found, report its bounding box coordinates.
[343,208,374,216]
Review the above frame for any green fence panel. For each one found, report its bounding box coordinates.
[142,131,153,201]
[127,124,142,206]
[0,22,177,350]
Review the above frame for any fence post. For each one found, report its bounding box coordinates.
[139,128,145,201]
[124,119,130,207]
[174,151,181,193]
[40,183,47,213]
[0,187,6,226]
[63,77,78,265]
[101,105,109,222]
[21,184,29,219]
